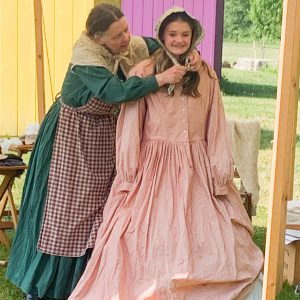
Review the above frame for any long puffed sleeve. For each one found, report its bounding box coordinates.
[115,99,146,192]
[206,79,234,196]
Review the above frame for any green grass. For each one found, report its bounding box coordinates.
[0,41,299,299]
[0,231,24,300]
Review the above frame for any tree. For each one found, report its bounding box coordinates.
[249,0,283,41]
[224,0,252,41]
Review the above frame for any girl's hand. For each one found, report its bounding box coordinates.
[155,65,187,86]
[188,50,202,72]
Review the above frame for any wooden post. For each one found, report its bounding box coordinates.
[214,0,225,79]
[263,0,300,298]
[33,0,45,124]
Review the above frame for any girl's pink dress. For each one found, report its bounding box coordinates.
[69,63,263,300]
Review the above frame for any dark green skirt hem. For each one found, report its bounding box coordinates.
[6,249,92,299]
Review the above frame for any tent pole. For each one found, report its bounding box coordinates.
[33,0,45,124]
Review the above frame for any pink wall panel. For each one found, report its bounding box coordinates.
[152,0,164,37]
[174,0,184,7]
[122,0,222,74]
[163,0,175,11]
[142,1,154,36]
[182,0,194,14]
[191,0,205,55]
[201,0,216,64]
[124,0,134,30]
[132,1,144,34]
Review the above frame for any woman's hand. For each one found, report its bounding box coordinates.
[128,64,145,78]
[129,61,187,87]
[155,65,187,87]
[188,50,202,72]
[128,59,153,78]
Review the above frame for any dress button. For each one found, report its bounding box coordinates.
[184,130,187,133]
[181,97,184,100]
[182,108,185,111]
[183,119,186,122]
[160,287,165,294]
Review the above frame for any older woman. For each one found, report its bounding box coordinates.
[6,4,201,300]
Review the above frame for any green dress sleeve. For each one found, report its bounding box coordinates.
[61,65,159,106]
[142,37,160,55]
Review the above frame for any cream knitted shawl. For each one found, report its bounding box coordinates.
[70,31,149,77]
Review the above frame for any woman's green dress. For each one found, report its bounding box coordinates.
[6,38,159,299]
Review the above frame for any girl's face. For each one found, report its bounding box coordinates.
[95,16,131,54]
[162,20,192,59]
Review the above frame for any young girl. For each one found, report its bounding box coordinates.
[69,7,263,300]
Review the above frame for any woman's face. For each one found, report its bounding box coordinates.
[95,16,131,54]
[162,20,192,59]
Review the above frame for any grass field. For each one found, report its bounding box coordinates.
[0,41,299,299]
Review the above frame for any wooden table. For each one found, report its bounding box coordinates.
[9,144,34,157]
[0,144,33,266]
[0,165,27,266]
[0,165,27,247]
[0,144,33,246]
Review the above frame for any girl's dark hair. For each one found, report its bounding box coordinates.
[86,4,124,37]
[155,11,200,97]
